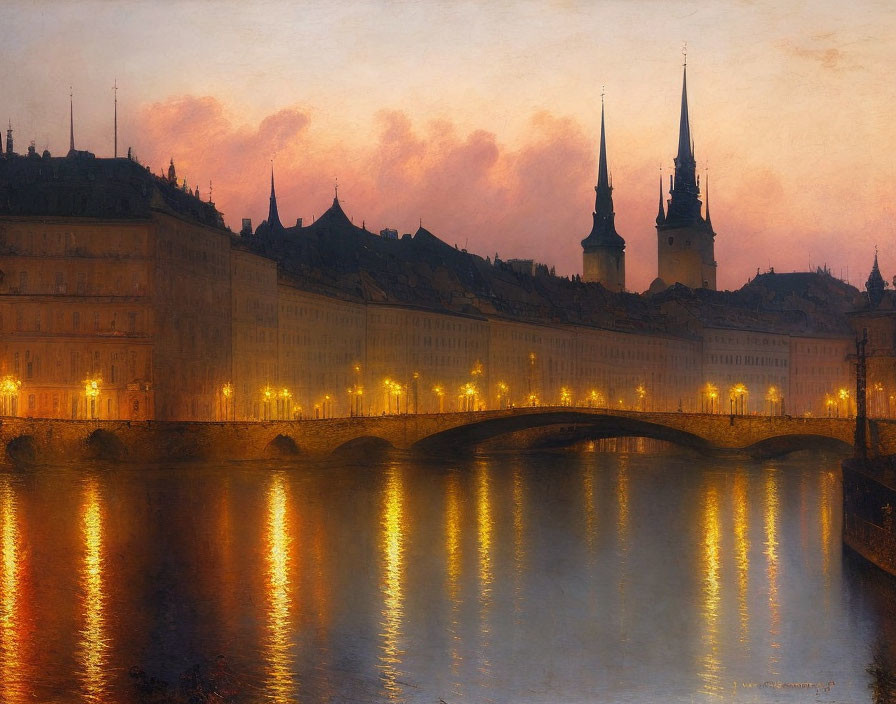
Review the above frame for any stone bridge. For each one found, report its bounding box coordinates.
[3,406,894,465]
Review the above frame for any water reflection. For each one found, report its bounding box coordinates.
[445,470,463,688]
[79,476,109,703]
[699,482,723,697]
[0,475,26,703]
[512,463,526,615]
[764,469,781,675]
[476,460,493,681]
[380,463,405,700]
[615,457,630,640]
[732,471,750,650]
[265,472,295,703]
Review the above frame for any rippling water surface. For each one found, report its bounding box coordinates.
[0,449,894,703]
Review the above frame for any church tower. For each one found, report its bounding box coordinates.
[654,61,716,290]
[268,164,283,231]
[581,97,625,291]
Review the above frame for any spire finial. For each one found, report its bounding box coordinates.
[601,84,605,106]
[334,177,339,201]
[704,167,712,227]
[682,41,687,68]
[69,86,75,153]
[208,180,213,203]
[656,165,666,225]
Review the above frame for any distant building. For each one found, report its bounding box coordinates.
[581,97,625,292]
[380,228,398,240]
[505,259,536,276]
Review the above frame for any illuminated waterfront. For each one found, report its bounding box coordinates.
[0,450,893,703]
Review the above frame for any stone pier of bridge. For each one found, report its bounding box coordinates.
[1,407,893,465]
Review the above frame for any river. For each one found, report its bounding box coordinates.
[0,448,893,703]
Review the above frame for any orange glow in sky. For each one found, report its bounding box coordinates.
[3,0,894,290]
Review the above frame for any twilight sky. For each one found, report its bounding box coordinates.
[3,0,894,291]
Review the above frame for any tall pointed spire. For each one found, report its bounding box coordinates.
[268,162,283,230]
[581,92,624,251]
[677,50,692,163]
[69,87,75,154]
[866,247,886,308]
[656,170,666,225]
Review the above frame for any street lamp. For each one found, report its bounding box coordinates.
[221,382,233,420]
[496,381,509,409]
[765,386,780,416]
[84,377,101,420]
[635,384,647,411]
[432,385,445,413]
[702,383,718,414]
[730,383,747,415]
[261,386,276,420]
[278,388,292,420]
[560,387,572,407]
[0,375,22,417]
[838,387,850,418]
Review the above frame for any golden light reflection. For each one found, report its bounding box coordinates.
[615,458,630,637]
[764,470,781,675]
[445,471,463,684]
[820,470,835,592]
[380,464,405,700]
[732,471,750,650]
[699,483,723,697]
[512,464,525,615]
[0,475,25,703]
[477,460,493,679]
[583,462,596,557]
[265,472,295,703]
[79,476,109,703]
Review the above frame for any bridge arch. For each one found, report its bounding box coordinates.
[264,434,301,458]
[411,411,714,454]
[86,429,127,461]
[5,435,38,465]
[744,434,852,459]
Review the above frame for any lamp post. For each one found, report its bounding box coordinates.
[635,384,646,412]
[765,386,779,416]
[84,377,101,420]
[496,382,509,409]
[278,388,292,420]
[432,385,444,413]
[222,382,233,421]
[262,386,274,420]
[0,375,22,417]
[838,387,850,418]
[560,387,572,407]
[730,383,747,415]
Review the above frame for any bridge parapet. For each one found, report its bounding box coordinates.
[0,408,889,465]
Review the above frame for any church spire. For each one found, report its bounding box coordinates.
[704,170,712,229]
[594,92,611,215]
[656,171,666,225]
[69,87,75,154]
[581,93,624,252]
[677,52,692,163]
[866,247,886,308]
[268,162,283,230]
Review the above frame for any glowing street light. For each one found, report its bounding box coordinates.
[560,387,572,407]
[838,387,850,418]
[461,382,478,412]
[432,385,445,413]
[0,375,22,416]
[635,384,647,411]
[587,389,605,408]
[221,382,234,420]
[702,383,718,414]
[496,381,509,409]
[84,377,101,420]
[765,385,780,416]
[729,383,748,415]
